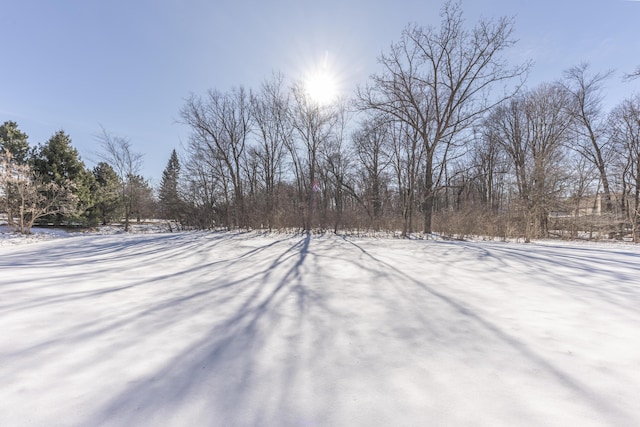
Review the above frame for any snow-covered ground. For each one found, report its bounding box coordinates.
[1,231,639,426]
[0,225,72,246]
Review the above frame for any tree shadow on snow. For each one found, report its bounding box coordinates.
[3,233,637,426]
[340,238,638,426]
[81,234,321,426]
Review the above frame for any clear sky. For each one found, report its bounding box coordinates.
[2,0,639,184]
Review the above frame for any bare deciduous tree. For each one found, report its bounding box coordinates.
[250,74,291,230]
[562,63,615,212]
[97,127,143,232]
[472,127,509,213]
[609,94,640,241]
[485,84,573,241]
[389,120,424,237]
[181,145,223,229]
[352,114,393,228]
[357,0,530,234]
[320,101,353,233]
[288,82,338,232]
[181,87,252,228]
[1,150,77,234]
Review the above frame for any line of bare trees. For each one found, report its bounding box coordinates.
[172,1,640,241]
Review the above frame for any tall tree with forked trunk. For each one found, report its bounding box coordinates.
[357,0,530,234]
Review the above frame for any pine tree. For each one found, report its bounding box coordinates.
[0,121,30,164]
[31,130,93,225]
[158,149,182,225]
[129,174,157,222]
[91,162,122,225]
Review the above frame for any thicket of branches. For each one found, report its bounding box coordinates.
[169,2,640,241]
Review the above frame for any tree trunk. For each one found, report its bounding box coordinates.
[423,161,434,234]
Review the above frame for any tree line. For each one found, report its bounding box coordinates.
[0,122,155,233]
[3,1,639,241]
[165,2,640,242]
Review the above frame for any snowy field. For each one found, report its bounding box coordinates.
[1,230,640,427]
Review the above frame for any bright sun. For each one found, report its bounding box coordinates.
[304,53,340,105]
[305,69,338,105]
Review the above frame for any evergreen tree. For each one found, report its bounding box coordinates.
[91,162,122,225]
[0,121,30,164]
[31,130,93,224]
[158,149,182,223]
[129,174,157,222]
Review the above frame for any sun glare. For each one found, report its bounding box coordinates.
[304,52,340,105]
[305,69,338,105]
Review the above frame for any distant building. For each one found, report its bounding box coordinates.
[551,193,631,218]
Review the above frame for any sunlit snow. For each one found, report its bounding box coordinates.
[1,231,639,426]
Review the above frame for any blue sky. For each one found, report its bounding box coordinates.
[2,0,639,184]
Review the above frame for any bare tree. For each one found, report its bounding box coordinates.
[389,120,424,237]
[472,127,509,213]
[181,146,223,229]
[357,0,529,234]
[181,87,252,228]
[485,84,573,241]
[250,74,291,230]
[352,114,393,228]
[320,101,353,232]
[288,82,338,232]
[562,63,615,212]
[564,154,599,239]
[609,94,640,241]
[96,127,143,232]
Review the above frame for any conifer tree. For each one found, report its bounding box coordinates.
[158,149,182,225]
[92,162,122,225]
[32,130,93,224]
[0,121,30,164]
[129,174,157,222]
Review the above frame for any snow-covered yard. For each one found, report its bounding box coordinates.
[1,231,639,426]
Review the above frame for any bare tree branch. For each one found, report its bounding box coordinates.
[96,127,143,231]
[623,65,640,82]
